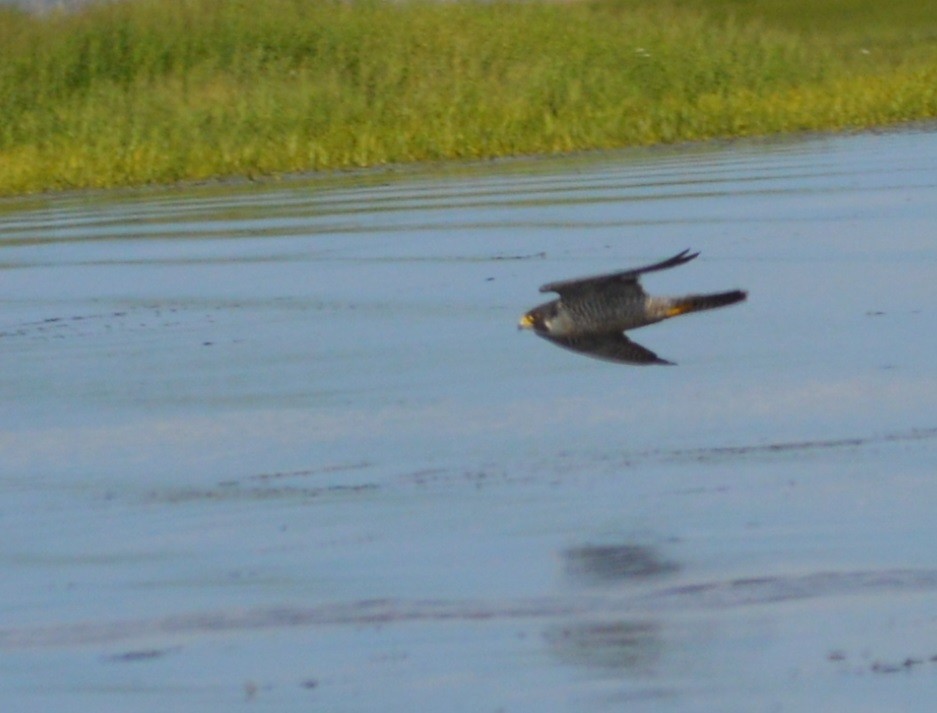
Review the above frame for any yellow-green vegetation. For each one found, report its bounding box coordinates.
[2,0,936,195]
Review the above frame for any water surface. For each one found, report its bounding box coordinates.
[2,127,937,711]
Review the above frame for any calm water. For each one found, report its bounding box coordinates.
[2,127,937,711]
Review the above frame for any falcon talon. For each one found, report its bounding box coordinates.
[518,249,747,365]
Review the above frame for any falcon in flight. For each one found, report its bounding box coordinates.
[518,249,746,365]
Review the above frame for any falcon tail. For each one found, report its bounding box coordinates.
[665,290,747,318]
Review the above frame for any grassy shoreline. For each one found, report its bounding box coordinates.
[2,0,936,196]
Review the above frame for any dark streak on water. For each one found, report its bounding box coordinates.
[4,567,937,648]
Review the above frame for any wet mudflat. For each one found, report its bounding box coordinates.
[1,126,937,712]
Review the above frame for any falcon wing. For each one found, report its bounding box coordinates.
[539,249,699,298]
[540,332,673,366]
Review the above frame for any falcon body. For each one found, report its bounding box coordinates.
[518,249,746,365]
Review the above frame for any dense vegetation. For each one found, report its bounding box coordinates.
[1,0,935,195]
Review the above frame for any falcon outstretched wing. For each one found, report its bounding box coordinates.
[539,332,673,365]
[539,249,699,298]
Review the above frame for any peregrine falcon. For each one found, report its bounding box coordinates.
[518,249,746,365]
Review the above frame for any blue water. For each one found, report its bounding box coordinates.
[2,126,936,711]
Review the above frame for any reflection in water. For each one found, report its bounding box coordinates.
[565,544,679,584]
[545,620,661,673]
[551,544,675,676]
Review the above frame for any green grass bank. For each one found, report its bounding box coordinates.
[2,0,936,195]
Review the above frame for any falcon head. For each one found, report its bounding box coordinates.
[518,301,558,333]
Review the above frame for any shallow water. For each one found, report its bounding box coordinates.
[2,127,937,711]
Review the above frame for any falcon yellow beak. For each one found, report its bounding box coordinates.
[518,313,534,330]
